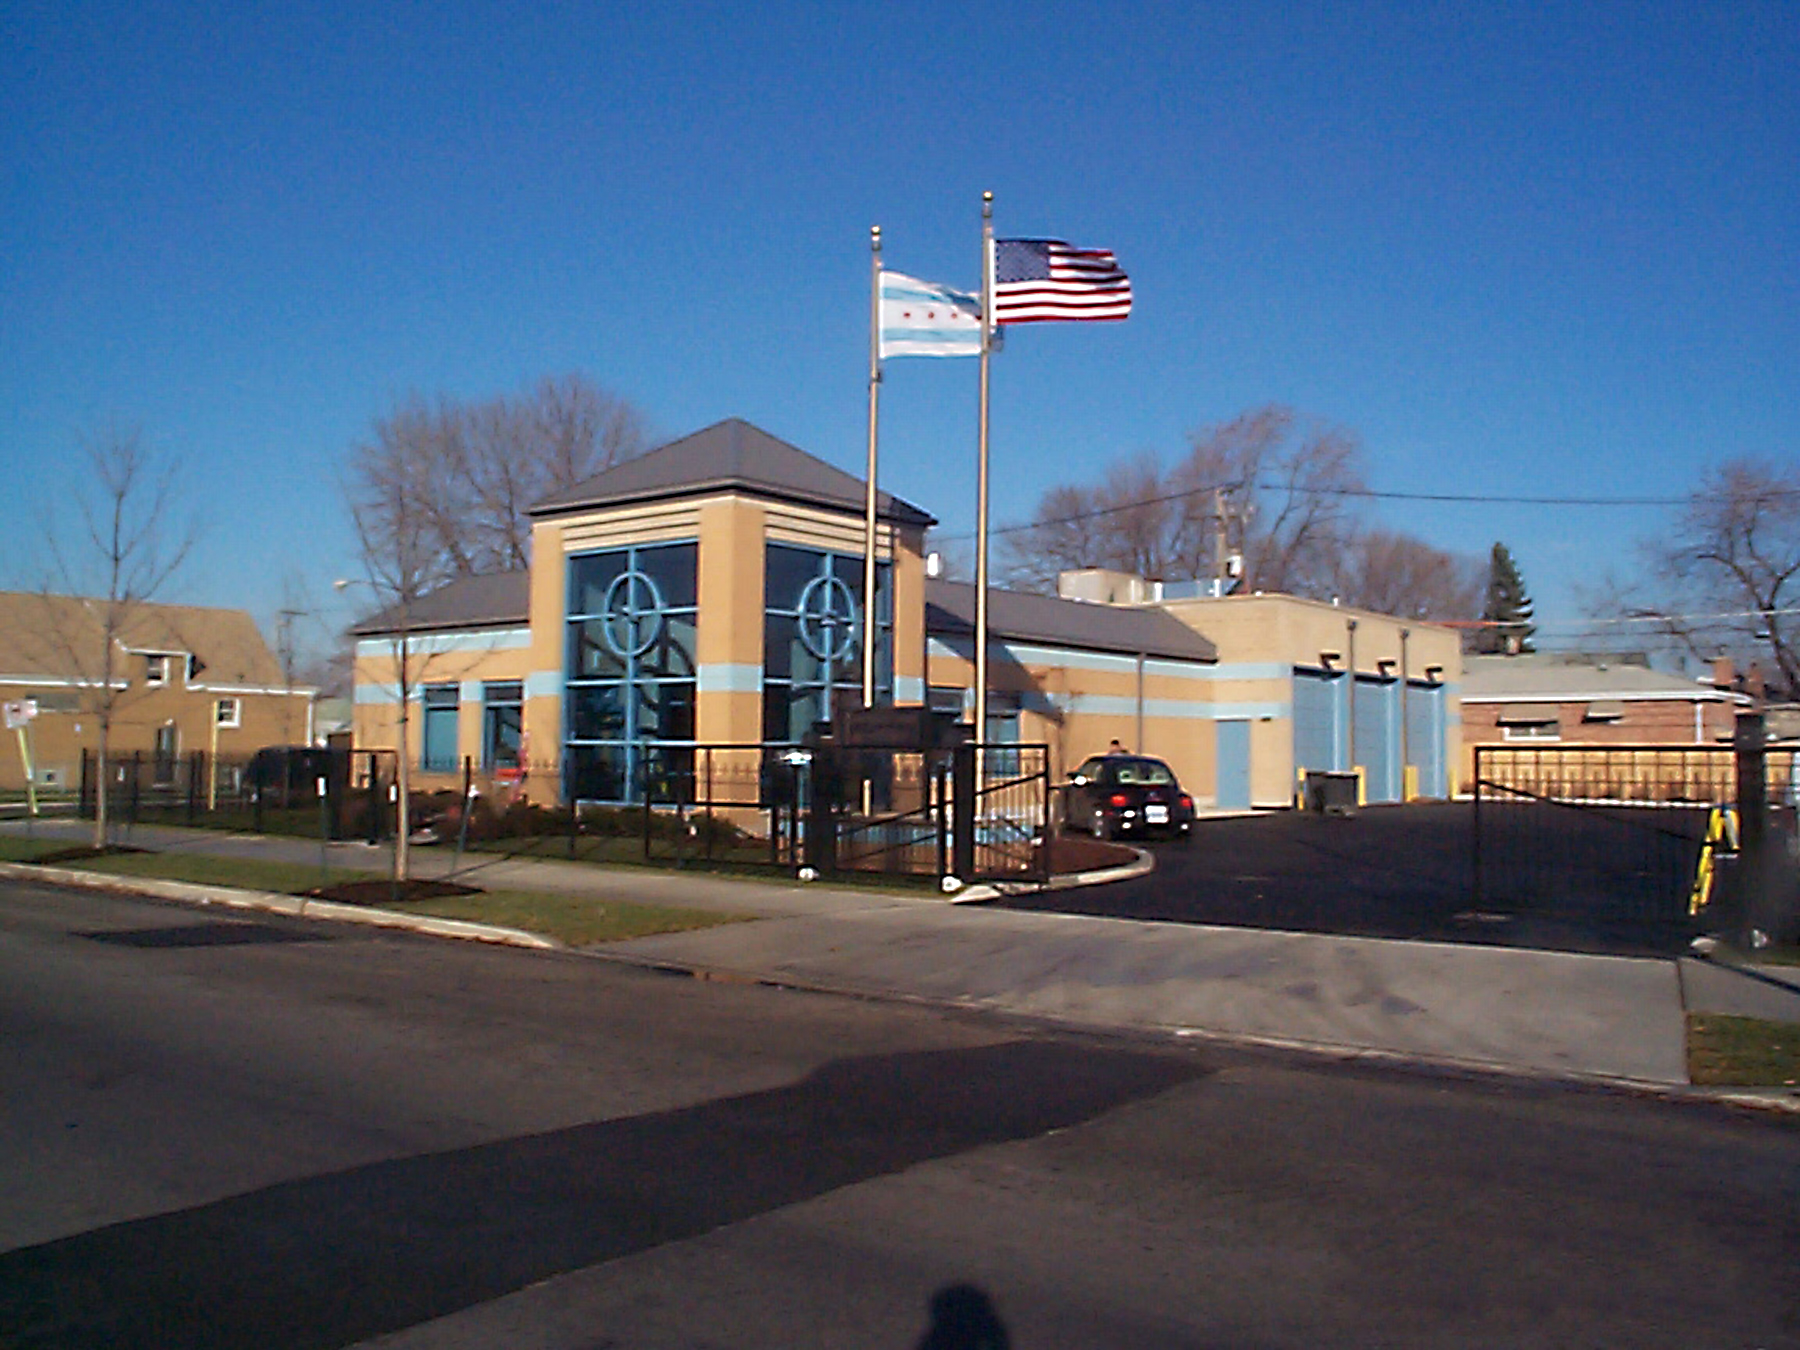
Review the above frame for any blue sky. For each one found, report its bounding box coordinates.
[4,0,1795,662]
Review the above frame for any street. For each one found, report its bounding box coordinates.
[2,877,1797,1349]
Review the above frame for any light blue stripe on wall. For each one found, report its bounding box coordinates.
[927,637,1218,681]
[355,628,531,660]
[896,676,925,704]
[696,663,764,694]
[525,671,563,701]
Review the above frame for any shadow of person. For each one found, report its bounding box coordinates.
[916,1283,1010,1350]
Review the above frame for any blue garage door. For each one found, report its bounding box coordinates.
[1216,719,1251,810]
[1405,680,1447,798]
[1353,676,1400,804]
[1293,669,1344,777]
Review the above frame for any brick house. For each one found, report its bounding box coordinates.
[0,591,315,794]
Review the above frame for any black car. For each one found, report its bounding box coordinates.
[242,745,340,798]
[1063,754,1195,840]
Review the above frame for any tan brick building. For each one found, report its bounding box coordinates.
[0,592,315,794]
[349,418,1463,811]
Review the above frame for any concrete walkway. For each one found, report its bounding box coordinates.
[6,818,1799,1101]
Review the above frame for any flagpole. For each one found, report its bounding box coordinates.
[975,191,994,752]
[862,224,882,715]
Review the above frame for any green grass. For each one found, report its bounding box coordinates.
[0,836,82,863]
[379,889,750,946]
[59,849,379,897]
[1687,1013,1800,1087]
[1,837,748,946]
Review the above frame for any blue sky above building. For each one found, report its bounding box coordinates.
[3,0,1795,659]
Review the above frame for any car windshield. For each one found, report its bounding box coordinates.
[1113,759,1174,786]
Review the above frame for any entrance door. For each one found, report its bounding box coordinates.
[153,723,178,786]
[1216,719,1251,810]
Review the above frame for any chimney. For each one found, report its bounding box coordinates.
[1711,655,1737,691]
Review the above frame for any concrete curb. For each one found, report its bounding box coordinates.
[0,861,559,950]
[588,943,1800,1115]
[952,847,1154,904]
[9,859,1799,1115]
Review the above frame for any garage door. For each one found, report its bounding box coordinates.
[1292,669,1343,775]
[1405,680,1447,798]
[1353,676,1400,804]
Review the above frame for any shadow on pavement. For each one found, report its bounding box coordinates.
[0,1040,1198,1350]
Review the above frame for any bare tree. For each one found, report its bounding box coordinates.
[346,443,442,882]
[37,423,194,847]
[350,373,652,584]
[1608,459,1800,696]
[1004,405,1414,603]
[1327,528,1483,622]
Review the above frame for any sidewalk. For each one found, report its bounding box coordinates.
[7,819,1799,1098]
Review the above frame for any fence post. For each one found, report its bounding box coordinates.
[79,749,92,820]
[366,755,381,845]
[1733,711,1775,945]
[951,743,976,881]
[187,751,200,824]
[129,751,141,826]
[1471,745,1483,912]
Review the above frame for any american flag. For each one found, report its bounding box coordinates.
[991,238,1132,324]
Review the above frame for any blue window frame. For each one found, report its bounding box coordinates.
[762,543,891,743]
[482,681,523,773]
[421,684,459,772]
[564,542,698,803]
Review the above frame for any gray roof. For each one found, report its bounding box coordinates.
[351,570,530,637]
[1461,653,1732,701]
[530,418,936,527]
[927,579,1218,664]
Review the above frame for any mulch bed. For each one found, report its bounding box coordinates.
[305,879,483,907]
[1037,835,1140,874]
[29,845,147,865]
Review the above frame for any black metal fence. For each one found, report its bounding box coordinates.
[80,746,397,840]
[1473,730,1798,947]
[80,740,1054,887]
[617,741,1051,885]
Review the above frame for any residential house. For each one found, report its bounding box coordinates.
[0,591,315,794]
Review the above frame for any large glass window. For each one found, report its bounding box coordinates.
[762,543,891,743]
[482,681,523,773]
[565,542,698,803]
[421,684,460,772]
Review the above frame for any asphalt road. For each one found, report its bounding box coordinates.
[3,878,1797,1349]
[1005,801,1720,956]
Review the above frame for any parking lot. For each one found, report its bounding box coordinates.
[998,801,1721,958]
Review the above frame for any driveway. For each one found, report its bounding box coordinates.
[996,802,1704,957]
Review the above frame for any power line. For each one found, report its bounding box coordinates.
[933,477,1800,545]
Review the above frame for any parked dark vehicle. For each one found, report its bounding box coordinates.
[243,745,339,798]
[1063,754,1194,840]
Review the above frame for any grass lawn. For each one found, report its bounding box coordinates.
[0,839,751,946]
[1687,1013,1800,1087]
[377,889,749,946]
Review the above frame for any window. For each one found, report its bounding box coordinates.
[215,697,240,728]
[1502,721,1560,742]
[983,690,1022,776]
[421,684,460,772]
[928,686,967,717]
[565,542,698,803]
[762,543,891,744]
[143,654,168,686]
[482,681,523,773]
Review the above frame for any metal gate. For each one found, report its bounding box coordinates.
[625,741,1051,886]
[1472,741,1796,950]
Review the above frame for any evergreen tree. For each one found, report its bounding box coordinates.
[1477,542,1535,654]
